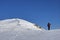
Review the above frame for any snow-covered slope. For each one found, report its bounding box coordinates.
[0,18,60,40]
[0,18,43,32]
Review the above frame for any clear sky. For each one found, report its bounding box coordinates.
[0,0,60,30]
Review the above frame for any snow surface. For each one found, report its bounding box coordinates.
[0,18,60,40]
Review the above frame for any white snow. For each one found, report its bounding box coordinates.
[0,18,60,40]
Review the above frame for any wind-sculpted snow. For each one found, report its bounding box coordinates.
[0,18,60,40]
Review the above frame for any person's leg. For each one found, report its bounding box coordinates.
[48,26,50,30]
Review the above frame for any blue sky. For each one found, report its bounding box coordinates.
[0,0,60,30]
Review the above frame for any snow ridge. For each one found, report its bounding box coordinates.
[0,18,43,32]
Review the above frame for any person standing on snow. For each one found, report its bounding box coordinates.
[47,22,51,30]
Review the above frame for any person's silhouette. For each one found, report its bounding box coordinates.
[47,22,51,30]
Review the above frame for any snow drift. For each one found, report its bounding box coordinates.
[0,18,60,40]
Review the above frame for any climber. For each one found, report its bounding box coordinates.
[47,22,51,30]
